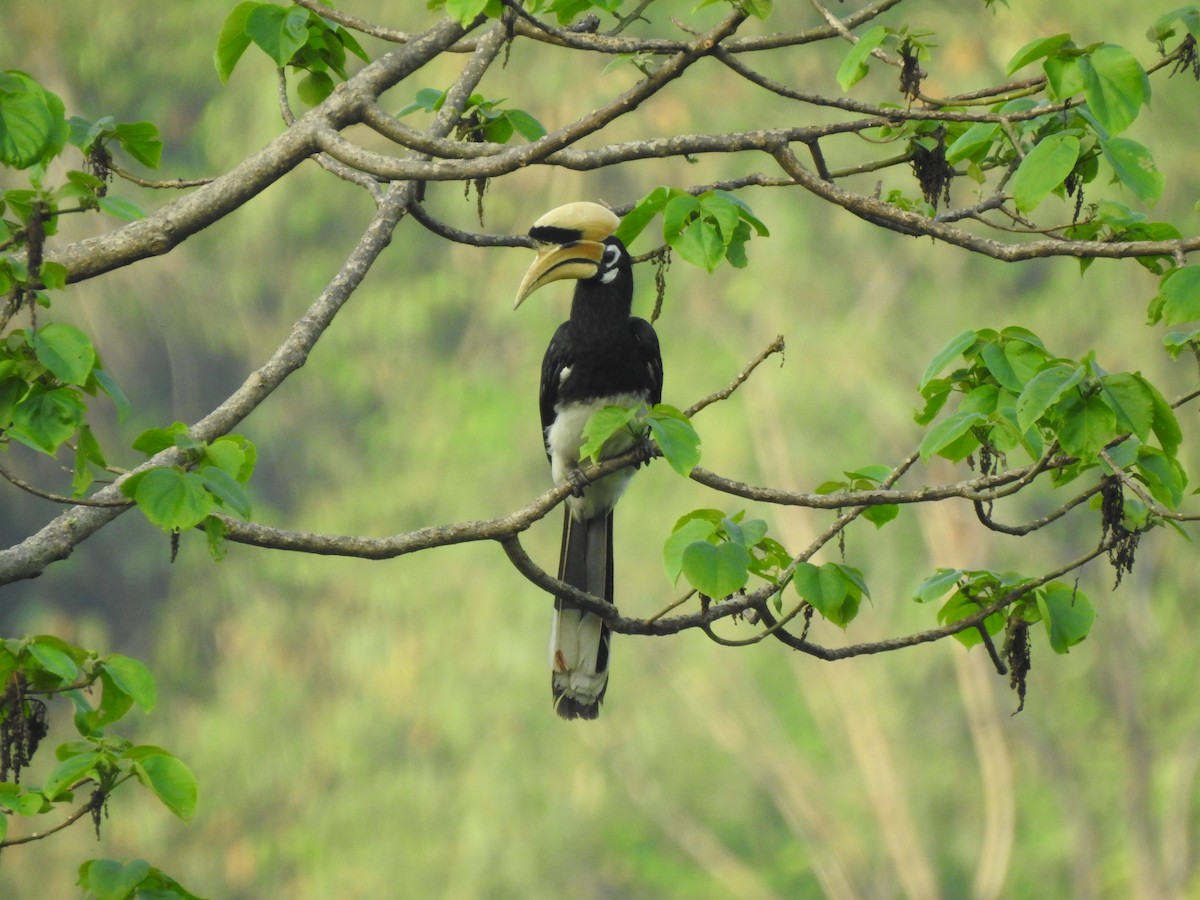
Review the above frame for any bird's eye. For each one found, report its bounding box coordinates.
[602,244,622,268]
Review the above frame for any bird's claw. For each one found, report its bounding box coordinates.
[634,435,656,469]
[566,468,590,497]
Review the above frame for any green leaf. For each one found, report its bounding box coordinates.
[92,367,132,420]
[736,517,769,547]
[88,670,135,730]
[681,540,751,599]
[1006,33,1073,73]
[699,192,741,243]
[336,25,370,65]
[10,385,87,453]
[663,517,718,583]
[127,749,197,821]
[1002,338,1050,387]
[912,568,964,604]
[1055,391,1117,461]
[978,340,1015,390]
[861,503,899,527]
[40,260,68,290]
[672,218,726,272]
[246,3,310,67]
[1155,266,1200,325]
[919,411,985,463]
[504,108,547,142]
[122,467,214,532]
[205,515,230,561]
[31,322,96,385]
[578,405,639,463]
[214,1,260,83]
[0,782,46,816]
[1079,44,1148,136]
[647,412,701,476]
[613,186,672,247]
[43,751,100,800]
[297,70,335,107]
[945,122,999,164]
[97,195,146,221]
[1163,327,1200,358]
[836,26,888,91]
[714,190,769,236]
[794,562,863,627]
[72,423,106,497]
[960,383,999,417]
[77,858,152,900]
[444,0,499,25]
[846,464,892,484]
[131,422,191,456]
[915,378,951,425]
[1099,372,1154,441]
[919,329,976,391]
[1016,363,1084,432]
[662,193,701,241]
[396,87,445,118]
[1141,375,1182,455]
[480,114,513,145]
[28,636,80,682]
[0,70,65,168]
[1043,54,1084,100]
[76,424,105,470]
[102,654,156,713]
[1102,137,1163,203]
[723,221,752,268]
[203,436,251,479]
[1037,584,1095,653]
[1010,133,1080,212]
[112,121,162,168]
[201,466,253,519]
[1136,445,1186,508]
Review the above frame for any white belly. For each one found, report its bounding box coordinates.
[547,393,647,521]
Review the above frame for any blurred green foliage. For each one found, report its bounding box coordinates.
[1,1,1200,897]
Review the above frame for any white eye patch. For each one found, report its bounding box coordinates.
[599,243,622,283]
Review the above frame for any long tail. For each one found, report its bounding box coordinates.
[549,508,613,720]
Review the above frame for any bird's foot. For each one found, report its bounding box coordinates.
[566,468,590,497]
[634,434,657,469]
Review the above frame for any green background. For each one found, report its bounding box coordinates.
[2,1,1199,896]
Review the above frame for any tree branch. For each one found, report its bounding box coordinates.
[770,145,1200,261]
[0,184,417,587]
[685,334,785,417]
[0,795,99,848]
[316,10,750,180]
[46,17,474,284]
[499,0,905,55]
[757,540,1113,660]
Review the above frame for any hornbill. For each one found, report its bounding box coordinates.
[514,202,663,720]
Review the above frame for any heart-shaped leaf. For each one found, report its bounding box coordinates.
[681,541,750,599]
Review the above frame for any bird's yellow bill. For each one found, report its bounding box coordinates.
[513,240,606,308]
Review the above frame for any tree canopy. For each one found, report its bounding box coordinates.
[2,0,1200,896]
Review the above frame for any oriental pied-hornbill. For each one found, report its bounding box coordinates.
[514,202,663,720]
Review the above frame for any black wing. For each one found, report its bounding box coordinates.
[539,322,574,451]
[630,317,664,406]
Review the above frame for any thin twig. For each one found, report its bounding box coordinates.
[0,462,132,508]
[685,335,785,417]
[109,164,212,189]
[0,797,96,848]
[644,589,696,623]
[757,540,1113,661]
